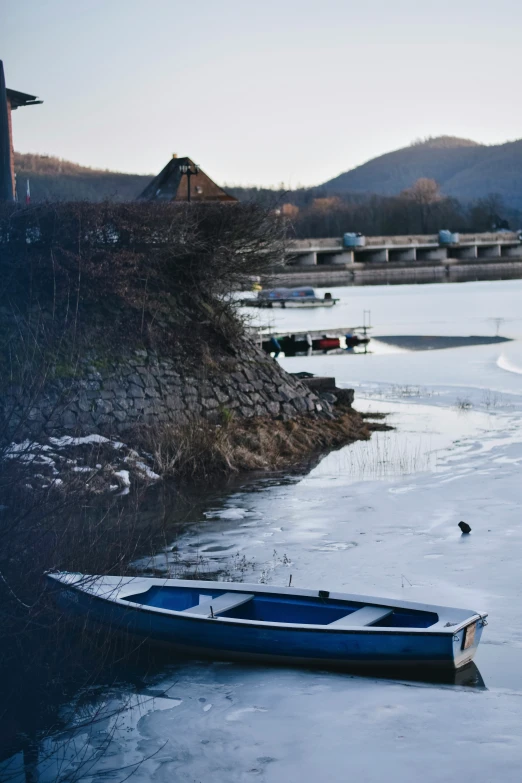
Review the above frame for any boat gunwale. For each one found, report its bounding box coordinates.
[47,574,485,636]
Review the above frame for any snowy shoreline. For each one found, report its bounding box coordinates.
[3,434,160,495]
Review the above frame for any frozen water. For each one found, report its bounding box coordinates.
[6,279,522,782]
[246,278,522,340]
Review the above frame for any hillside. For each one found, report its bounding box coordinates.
[14,152,151,202]
[322,136,522,209]
[15,138,522,211]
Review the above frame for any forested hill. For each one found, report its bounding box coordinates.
[322,136,522,209]
[15,136,522,213]
[14,153,152,202]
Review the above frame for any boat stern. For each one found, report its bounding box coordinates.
[451,616,487,669]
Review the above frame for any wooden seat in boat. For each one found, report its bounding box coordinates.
[182,592,254,617]
[328,606,393,628]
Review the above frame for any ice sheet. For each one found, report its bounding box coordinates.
[6,279,522,782]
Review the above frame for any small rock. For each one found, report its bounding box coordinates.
[335,388,355,406]
[95,399,113,415]
[128,384,145,398]
[127,373,144,387]
[61,410,77,429]
[458,521,472,534]
[320,392,337,405]
[201,397,219,410]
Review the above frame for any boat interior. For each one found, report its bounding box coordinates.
[121,586,439,628]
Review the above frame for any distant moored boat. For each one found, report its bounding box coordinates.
[242,287,339,308]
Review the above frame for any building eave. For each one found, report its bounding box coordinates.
[6,88,43,110]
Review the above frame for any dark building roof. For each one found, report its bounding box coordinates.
[138,156,237,202]
[6,88,43,109]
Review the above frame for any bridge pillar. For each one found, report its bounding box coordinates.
[500,244,522,257]
[417,247,448,261]
[292,252,317,266]
[388,248,416,262]
[477,244,501,258]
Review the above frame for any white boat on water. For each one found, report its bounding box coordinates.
[242,287,339,308]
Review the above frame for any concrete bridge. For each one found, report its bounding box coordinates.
[287,232,522,266]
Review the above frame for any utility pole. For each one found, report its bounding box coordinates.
[0,61,13,201]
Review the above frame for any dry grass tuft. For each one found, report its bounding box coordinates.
[139,408,390,481]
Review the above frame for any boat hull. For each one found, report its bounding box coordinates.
[244,299,338,308]
[47,577,484,671]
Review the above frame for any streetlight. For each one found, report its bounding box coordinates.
[179,161,200,203]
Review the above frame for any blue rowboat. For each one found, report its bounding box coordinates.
[46,573,487,671]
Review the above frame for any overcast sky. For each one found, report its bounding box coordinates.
[3,0,521,187]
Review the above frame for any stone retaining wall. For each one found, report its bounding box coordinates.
[6,342,331,437]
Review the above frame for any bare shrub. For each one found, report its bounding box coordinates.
[0,200,285,363]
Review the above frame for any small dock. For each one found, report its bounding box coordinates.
[252,325,371,340]
[252,325,372,357]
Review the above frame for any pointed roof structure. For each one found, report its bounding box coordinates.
[138,156,237,203]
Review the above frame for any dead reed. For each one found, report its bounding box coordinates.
[138,406,388,481]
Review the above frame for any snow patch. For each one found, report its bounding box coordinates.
[2,434,161,497]
[133,461,160,481]
[5,440,51,454]
[497,353,522,376]
[4,451,56,467]
[49,434,111,447]
[113,470,131,487]
[124,456,160,481]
